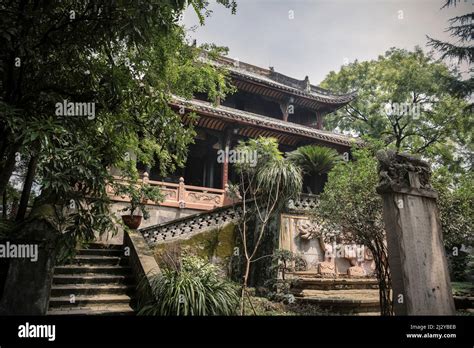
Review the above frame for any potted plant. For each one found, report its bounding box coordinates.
[114,182,163,229]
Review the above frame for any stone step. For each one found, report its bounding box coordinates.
[53,274,133,285]
[291,277,379,290]
[85,243,124,250]
[454,296,474,310]
[77,248,124,257]
[50,284,133,297]
[48,303,135,316]
[49,242,136,315]
[49,294,132,308]
[353,311,381,316]
[293,289,380,314]
[54,265,132,275]
[68,255,126,266]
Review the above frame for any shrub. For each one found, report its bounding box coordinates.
[138,255,239,315]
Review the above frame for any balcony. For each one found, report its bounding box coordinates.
[108,174,232,211]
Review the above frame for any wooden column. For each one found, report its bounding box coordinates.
[221,129,232,189]
[279,97,294,122]
[376,151,455,315]
[316,113,323,129]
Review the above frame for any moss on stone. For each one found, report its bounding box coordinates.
[153,222,237,275]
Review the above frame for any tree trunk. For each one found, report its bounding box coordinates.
[2,190,7,219]
[0,142,22,197]
[240,258,251,315]
[16,153,38,221]
[370,237,393,316]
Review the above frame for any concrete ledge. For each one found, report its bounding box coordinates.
[123,230,160,307]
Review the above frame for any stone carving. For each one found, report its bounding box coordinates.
[318,261,336,275]
[376,150,432,191]
[161,189,177,200]
[187,192,221,204]
[347,265,365,277]
[377,150,455,314]
[296,220,320,240]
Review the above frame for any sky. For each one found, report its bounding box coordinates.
[181,0,471,84]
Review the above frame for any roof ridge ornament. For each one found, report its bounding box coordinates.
[304,76,311,93]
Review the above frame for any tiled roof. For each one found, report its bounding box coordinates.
[211,56,357,105]
[171,97,359,147]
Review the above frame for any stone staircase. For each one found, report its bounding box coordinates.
[290,274,381,315]
[48,243,136,315]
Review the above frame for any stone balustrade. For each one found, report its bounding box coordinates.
[108,174,231,211]
[287,193,319,212]
[139,204,242,245]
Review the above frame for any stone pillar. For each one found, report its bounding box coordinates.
[0,215,58,315]
[178,177,185,209]
[376,151,455,315]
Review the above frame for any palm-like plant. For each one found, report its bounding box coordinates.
[138,256,239,316]
[256,158,303,207]
[232,137,303,314]
[287,145,341,176]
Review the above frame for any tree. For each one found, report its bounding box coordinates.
[0,0,237,314]
[287,145,341,176]
[432,167,474,281]
[0,0,236,233]
[287,145,341,194]
[427,0,473,97]
[230,137,302,315]
[320,48,471,172]
[315,145,393,315]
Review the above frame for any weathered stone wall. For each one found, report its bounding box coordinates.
[279,214,375,277]
[96,202,201,244]
[153,222,238,277]
[0,217,58,315]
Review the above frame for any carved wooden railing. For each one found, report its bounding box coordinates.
[108,174,230,211]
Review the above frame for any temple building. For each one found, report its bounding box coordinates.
[50,58,377,316]
[108,57,376,281]
[128,56,357,215]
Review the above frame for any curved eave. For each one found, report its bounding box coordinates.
[170,97,361,148]
[230,71,357,107]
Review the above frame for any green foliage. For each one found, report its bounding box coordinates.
[433,168,474,249]
[317,147,383,244]
[264,249,306,303]
[138,255,239,316]
[230,137,303,314]
[451,281,474,297]
[432,167,473,281]
[113,183,163,220]
[287,145,341,176]
[316,146,392,315]
[0,1,236,248]
[320,48,471,172]
[427,0,473,68]
[234,137,303,209]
